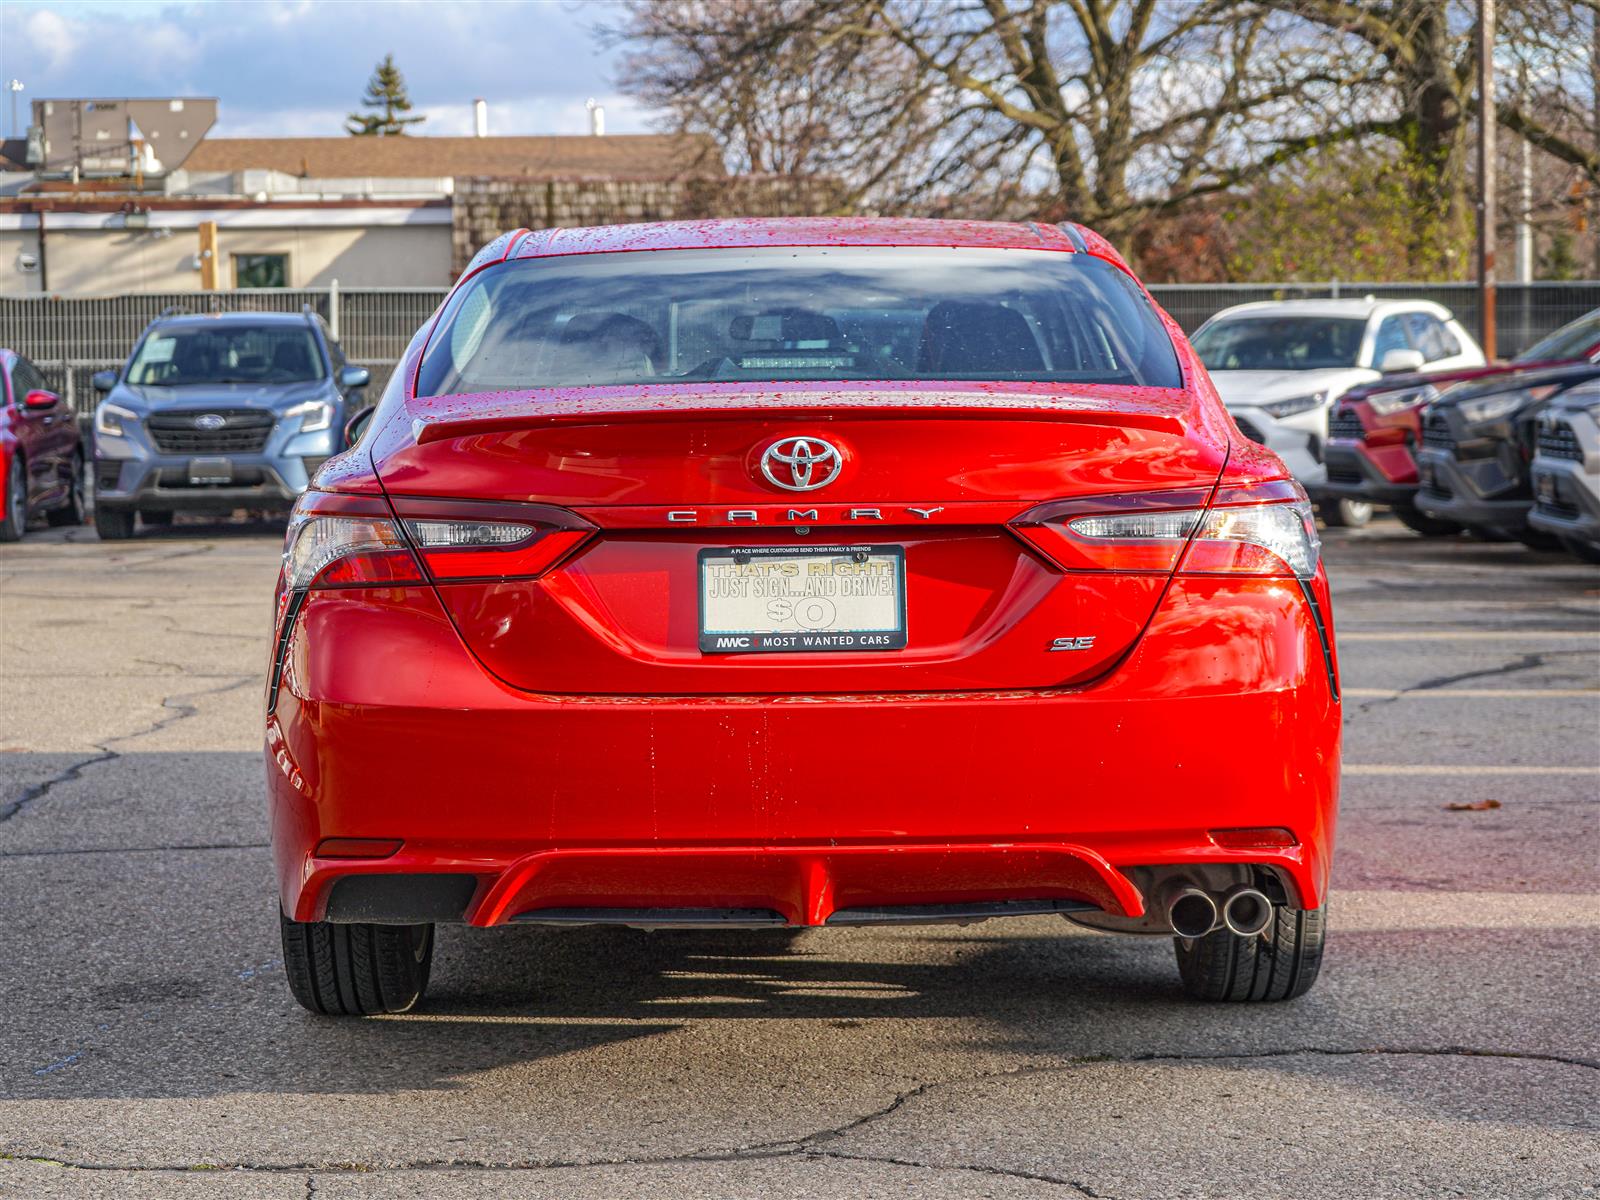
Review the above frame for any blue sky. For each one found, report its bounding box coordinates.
[0,0,652,140]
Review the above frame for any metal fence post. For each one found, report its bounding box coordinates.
[329,278,340,341]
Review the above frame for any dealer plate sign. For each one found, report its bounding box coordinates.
[698,545,906,653]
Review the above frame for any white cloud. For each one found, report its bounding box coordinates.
[22,8,81,74]
[0,0,661,138]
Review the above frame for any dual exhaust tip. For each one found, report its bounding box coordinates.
[1164,884,1273,939]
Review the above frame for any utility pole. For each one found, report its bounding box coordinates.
[1515,62,1532,285]
[1592,5,1600,277]
[1476,0,1496,358]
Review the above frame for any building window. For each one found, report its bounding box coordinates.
[235,253,289,289]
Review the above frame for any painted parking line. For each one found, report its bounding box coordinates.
[1344,688,1600,699]
[1341,631,1600,641]
[1344,764,1600,776]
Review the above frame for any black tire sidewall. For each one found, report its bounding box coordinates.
[2,455,25,540]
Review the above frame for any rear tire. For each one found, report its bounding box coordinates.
[279,909,434,1016]
[94,506,136,540]
[1560,536,1600,564]
[46,455,85,527]
[1174,904,1325,1002]
[0,454,25,542]
[1393,501,1462,537]
[1316,498,1372,528]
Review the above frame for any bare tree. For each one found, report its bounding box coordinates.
[609,0,1382,238]
[1263,1,1598,267]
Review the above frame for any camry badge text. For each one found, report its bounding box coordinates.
[665,506,944,523]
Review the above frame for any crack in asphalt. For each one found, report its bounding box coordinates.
[0,676,255,825]
[0,842,269,859]
[4,1045,1593,1179]
[1347,649,1586,716]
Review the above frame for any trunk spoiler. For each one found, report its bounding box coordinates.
[409,387,1191,445]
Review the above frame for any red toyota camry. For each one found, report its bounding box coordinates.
[265,219,1341,1015]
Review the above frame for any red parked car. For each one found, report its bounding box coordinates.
[1,350,85,541]
[1323,308,1600,534]
[266,219,1342,1014]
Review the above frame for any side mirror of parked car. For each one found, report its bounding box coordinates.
[343,407,375,448]
[91,370,118,393]
[22,389,59,410]
[1380,348,1426,374]
[338,365,371,391]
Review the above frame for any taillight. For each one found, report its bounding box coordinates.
[282,492,423,591]
[1010,488,1210,572]
[1179,480,1322,578]
[387,497,595,581]
[279,493,596,591]
[1011,480,1322,579]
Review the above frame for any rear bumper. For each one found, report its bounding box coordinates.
[266,575,1342,927]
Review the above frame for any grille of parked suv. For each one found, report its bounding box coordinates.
[1327,410,1365,441]
[1421,415,1454,450]
[1325,466,1363,486]
[1536,495,1581,521]
[1538,422,1583,462]
[1233,417,1268,445]
[146,410,274,454]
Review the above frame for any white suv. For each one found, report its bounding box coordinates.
[1192,299,1485,525]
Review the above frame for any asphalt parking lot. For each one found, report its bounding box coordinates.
[0,516,1596,1199]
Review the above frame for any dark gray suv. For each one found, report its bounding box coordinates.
[90,311,368,539]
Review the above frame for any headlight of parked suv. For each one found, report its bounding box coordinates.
[1260,391,1327,419]
[1367,385,1438,417]
[1458,388,1551,425]
[286,399,334,433]
[94,403,136,438]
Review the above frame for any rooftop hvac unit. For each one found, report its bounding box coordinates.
[27,97,218,178]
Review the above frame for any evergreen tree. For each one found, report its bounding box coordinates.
[346,54,425,137]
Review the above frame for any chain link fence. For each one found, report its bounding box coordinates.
[0,287,447,422]
[2,281,1595,425]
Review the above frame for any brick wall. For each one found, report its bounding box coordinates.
[451,176,847,272]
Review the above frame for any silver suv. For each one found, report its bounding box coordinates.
[1530,378,1600,563]
[90,311,368,539]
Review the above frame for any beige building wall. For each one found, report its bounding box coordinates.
[0,220,452,295]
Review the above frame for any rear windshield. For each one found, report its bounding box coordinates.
[1192,316,1367,371]
[416,247,1181,396]
[1516,310,1600,363]
[126,325,325,386]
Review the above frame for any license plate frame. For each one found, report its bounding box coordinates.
[187,457,234,485]
[698,544,907,654]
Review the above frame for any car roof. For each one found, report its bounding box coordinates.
[149,311,320,331]
[1206,298,1454,323]
[511,217,1085,260]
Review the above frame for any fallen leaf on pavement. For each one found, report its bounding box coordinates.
[1444,799,1502,811]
